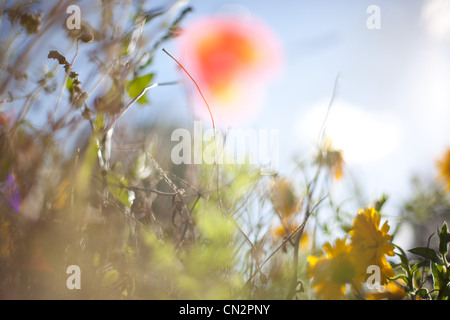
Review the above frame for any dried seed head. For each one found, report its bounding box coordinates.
[78,32,94,43]
[20,12,42,34]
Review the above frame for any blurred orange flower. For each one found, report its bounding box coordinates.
[437,149,450,191]
[179,15,282,126]
[269,177,301,218]
[54,179,70,210]
[316,139,345,181]
[271,223,310,251]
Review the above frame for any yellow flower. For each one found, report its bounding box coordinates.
[307,238,355,300]
[299,231,310,251]
[271,223,310,251]
[437,149,450,191]
[349,207,395,285]
[271,222,297,239]
[270,178,300,218]
[316,139,345,181]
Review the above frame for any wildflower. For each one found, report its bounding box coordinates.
[316,139,345,180]
[437,149,450,191]
[271,222,297,239]
[178,15,282,126]
[349,207,395,285]
[0,174,21,212]
[307,238,356,299]
[270,178,300,218]
[271,223,310,251]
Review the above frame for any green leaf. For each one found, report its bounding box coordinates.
[101,269,120,288]
[391,274,410,287]
[416,288,429,299]
[411,260,429,274]
[94,113,105,132]
[75,137,98,197]
[442,283,450,299]
[126,73,154,104]
[66,77,74,93]
[341,225,351,234]
[374,194,388,212]
[438,221,450,256]
[431,263,446,291]
[107,173,130,207]
[195,202,236,243]
[408,247,444,265]
[394,244,411,275]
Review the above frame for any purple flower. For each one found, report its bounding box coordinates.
[0,174,21,212]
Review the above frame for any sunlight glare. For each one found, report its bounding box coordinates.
[421,0,450,41]
[301,101,401,165]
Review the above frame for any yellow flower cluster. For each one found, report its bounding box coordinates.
[307,207,395,299]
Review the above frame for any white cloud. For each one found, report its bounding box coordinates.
[300,100,402,165]
[422,0,450,41]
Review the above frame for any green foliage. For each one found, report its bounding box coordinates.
[392,223,449,300]
[126,73,154,104]
[439,222,450,255]
[409,247,444,265]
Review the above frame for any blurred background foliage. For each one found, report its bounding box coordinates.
[0,0,448,299]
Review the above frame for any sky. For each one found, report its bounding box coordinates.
[141,0,450,218]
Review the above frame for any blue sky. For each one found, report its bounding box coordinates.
[141,1,450,218]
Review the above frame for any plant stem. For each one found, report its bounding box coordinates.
[287,166,322,299]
